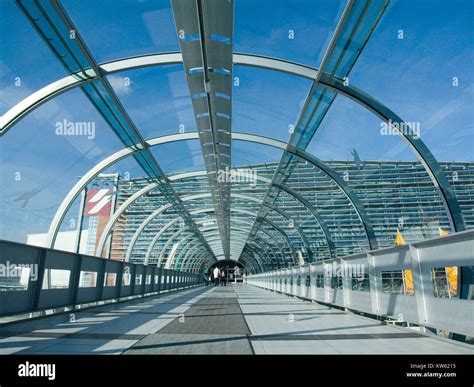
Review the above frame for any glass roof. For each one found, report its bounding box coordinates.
[1,0,473,273]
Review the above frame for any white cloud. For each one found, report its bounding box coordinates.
[108,75,132,96]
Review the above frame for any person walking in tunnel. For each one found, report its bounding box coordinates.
[220,268,227,286]
[204,267,211,286]
[213,266,220,287]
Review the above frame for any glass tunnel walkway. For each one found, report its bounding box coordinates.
[0,0,473,355]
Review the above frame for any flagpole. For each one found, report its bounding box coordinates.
[74,186,87,254]
[106,173,120,260]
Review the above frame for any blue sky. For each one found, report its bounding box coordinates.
[0,0,473,242]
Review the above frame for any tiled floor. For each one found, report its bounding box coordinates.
[0,286,209,354]
[125,287,254,354]
[236,286,474,354]
[0,284,472,355]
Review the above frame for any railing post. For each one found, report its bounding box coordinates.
[342,259,350,308]
[30,248,47,312]
[96,258,106,302]
[409,245,428,325]
[151,267,157,293]
[157,267,162,294]
[368,252,380,316]
[142,266,147,297]
[116,263,124,300]
[130,264,136,296]
[70,254,83,307]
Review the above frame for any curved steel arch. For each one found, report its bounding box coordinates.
[242,241,274,271]
[170,207,295,267]
[202,234,273,270]
[143,206,239,266]
[255,217,297,263]
[232,192,313,258]
[242,245,267,272]
[160,230,195,269]
[180,241,208,271]
[175,243,203,270]
[180,246,212,272]
[274,183,336,258]
[143,217,182,265]
[231,192,315,262]
[201,226,281,264]
[0,53,183,134]
[181,243,209,272]
[2,52,463,233]
[235,56,464,232]
[231,209,298,262]
[184,257,208,274]
[319,74,465,232]
[250,234,283,270]
[114,193,314,265]
[124,202,174,261]
[151,220,276,271]
[149,208,247,265]
[172,214,294,266]
[248,238,278,270]
[183,254,207,273]
[163,231,200,269]
[242,245,265,271]
[123,192,213,261]
[234,132,377,250]
[178,239,199,268]
[97,168,335,258]
[50,132,375,256]
[228,217,287,265]
[229,171,335,256]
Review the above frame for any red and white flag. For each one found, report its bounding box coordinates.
[84,189,113,216]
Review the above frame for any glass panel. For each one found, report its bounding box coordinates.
[232,140,283,167]
[79,271,97,288]
[107,66,196,140]
[149,140,204,175]
[307,94,416,161]
[448,164,474,230]
[307,94,451,246]
[284,157,368,257]
[50,155,144,254]
[381,270,414,296]
[0,1,67,114]
[0,89,126,245]
[0,265,31,292]
[104,272,117,287]
[352,273,370,292]
[323,0,389,78]
[233,66,312,142]
[382,271,403,294]
[62,0,179,63]
[42,269,71,289]
[350,0,474,163]
[235,0,343,66]
[330,276,343,289]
